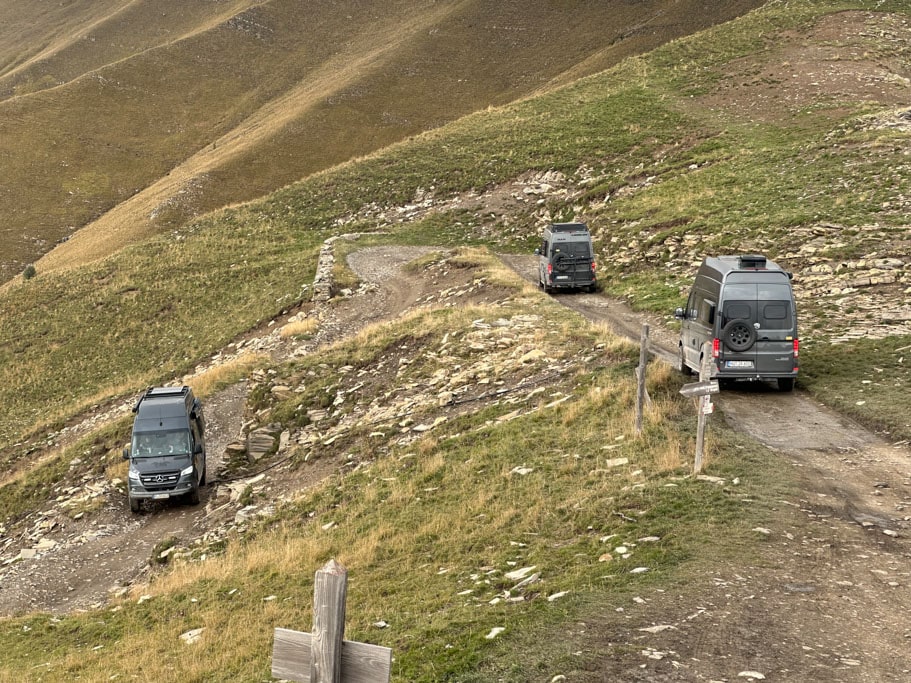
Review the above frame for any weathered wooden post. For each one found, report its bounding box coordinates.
[679,343,718,475]
[312,559,348,683]
[635,324,649,434]
[693,341,714,473]
[272,559,392,683]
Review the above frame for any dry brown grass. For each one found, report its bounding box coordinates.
[279,318,318,339]
[185,352,266,399]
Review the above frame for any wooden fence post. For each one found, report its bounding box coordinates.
[272,559,392,683]
[312,559,348,683]
[635,324,649,434]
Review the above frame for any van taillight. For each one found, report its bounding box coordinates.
[712,338,720,358]
[591,261,597,272]
[793,339,799,358]
[547,263,553,274]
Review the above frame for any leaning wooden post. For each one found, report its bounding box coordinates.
[693,341,714,473]
[635,324,649,434]
[311,559,348,683]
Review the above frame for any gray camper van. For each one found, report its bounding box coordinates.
[674,255,799,391]
[123,386,207,512]
[535,222,597,293]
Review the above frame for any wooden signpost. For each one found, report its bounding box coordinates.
[272,560,392,683]
[679,342,716,474]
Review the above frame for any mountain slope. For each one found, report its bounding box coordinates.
[0,0,764,281]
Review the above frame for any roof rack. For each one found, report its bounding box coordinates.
[549,222,589,233]
[738,254,767,269]
[133,385,190,412]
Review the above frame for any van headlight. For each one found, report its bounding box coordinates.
[180,465,194,477]
[128,466,141,481]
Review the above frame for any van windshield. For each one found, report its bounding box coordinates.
[132,430,191,457]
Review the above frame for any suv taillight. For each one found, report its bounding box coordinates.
[547,263,553,274]
[712,338,720,358]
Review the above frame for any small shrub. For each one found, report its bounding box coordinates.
[22,264,36,280]
[151,537,181,565]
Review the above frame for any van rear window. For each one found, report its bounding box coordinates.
[725,303,751,320]
[761,302,791,330]
[723,300,791,330]
[553,242,591,258]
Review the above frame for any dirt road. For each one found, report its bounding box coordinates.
[503,253,911,681]
[3,249,911,681]
[0,246,434,616]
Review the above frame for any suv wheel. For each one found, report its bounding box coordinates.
[721,319,757,352]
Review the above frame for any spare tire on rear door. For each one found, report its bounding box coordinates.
[720,319,756,352]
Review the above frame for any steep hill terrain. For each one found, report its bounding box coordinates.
[3,1,911,680]
[0,0,764,281]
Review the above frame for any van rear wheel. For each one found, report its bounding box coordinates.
[678,348,694,376]
[777,377,795,392]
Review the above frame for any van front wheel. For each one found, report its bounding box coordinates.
[186,486,200,506]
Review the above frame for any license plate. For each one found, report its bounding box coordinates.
[152,493,170,500]
[725,360,754,368]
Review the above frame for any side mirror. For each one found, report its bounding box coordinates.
[674,307,686,320]
[122,446,131,460]
[194,444,203,455]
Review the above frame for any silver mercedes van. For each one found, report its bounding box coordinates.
[534,222,597,293]
[674,254,798,391]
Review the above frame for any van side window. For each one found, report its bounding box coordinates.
[685,293,697,319]
[542,240,549,255]
[698,299,716,325]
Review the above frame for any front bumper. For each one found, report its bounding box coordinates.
[128,473,196,500]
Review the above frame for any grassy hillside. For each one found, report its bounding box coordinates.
[0,252,794,681]
[1,0,911,679]
[0,0,764,281]
[2,0,910,453]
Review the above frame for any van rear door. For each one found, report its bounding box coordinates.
[719,282,796,376]
[718,298,759,371]
[753,285,797,375]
